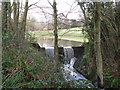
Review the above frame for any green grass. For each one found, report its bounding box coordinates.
[29,27,88,42]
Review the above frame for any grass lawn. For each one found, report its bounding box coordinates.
[29,27,88,42]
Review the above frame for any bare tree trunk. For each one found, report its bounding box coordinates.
[7,0,12,30]
[2,1,8,54]
[2,2,8,33]
[12,0,21,48]
[53,0,59,62]
[17,1,20,27]
[94,2,103,88]
[20,0,28,40]
[13,0,20,30]
[13,1,17,31]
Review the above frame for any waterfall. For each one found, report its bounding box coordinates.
[45,47,55,63]
[63,47,74,61]
[44,46,94,88]
[45,46,75,61]
[45,47,54,58]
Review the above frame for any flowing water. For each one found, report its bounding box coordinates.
[36,37,94,87]
[62,58,94,88]
[63,47,74,61]
[45,47,56,63]
[44,46,94,88]
[45,47,54,58]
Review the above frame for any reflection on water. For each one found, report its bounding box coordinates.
[37,38,82,47]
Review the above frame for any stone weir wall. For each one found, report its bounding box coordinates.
[31,43,85,60]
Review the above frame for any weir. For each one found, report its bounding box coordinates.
[45,47,56,63]
[31,43,84,60]
[31,43,94,87]
[45,47,54,58]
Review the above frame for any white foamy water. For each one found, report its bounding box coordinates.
[62,57,94,88]
[63,47,74,60]
[44,47,94,88]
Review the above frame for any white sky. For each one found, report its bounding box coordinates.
[28,0,83,22]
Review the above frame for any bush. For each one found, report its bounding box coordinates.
[2,31,64,88]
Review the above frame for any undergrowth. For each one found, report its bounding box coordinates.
[2,31,94,88]
[2,31,62,88]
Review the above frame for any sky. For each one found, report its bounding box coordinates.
[28,0,83,22]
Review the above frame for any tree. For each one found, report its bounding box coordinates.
[94,2,103,88]
[7,0,12,29]
[77,1,104,87]
[2,2,8,33]
[53,0,59,62]
[76,0,120,88]
[20,0,29,40]
[13,0,20,30]
[47,0,59,61]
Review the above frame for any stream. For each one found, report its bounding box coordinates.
[45,46,94,88]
